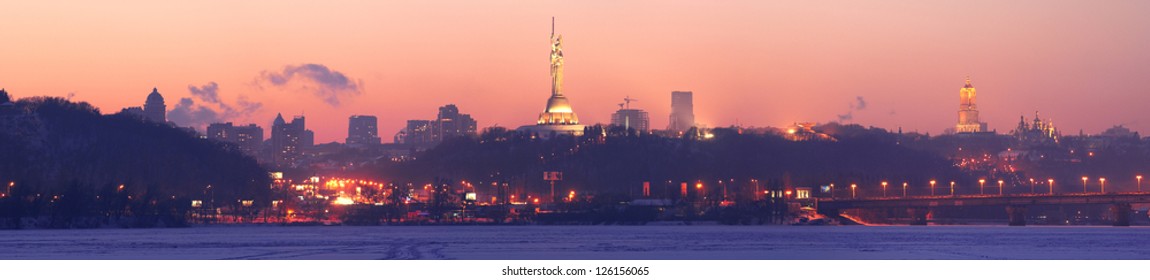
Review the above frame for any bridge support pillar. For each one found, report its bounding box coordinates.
[907,207,929,226]
[1005,205,1027,226]
[1112,203,1131,227]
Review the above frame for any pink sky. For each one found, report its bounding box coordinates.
[2,1,1148,143]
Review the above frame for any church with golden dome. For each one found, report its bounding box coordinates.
[519,18,585,137]
[955,77,988,133]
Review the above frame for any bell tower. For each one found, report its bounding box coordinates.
[955,77,987,133]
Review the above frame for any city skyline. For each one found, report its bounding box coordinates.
[2,1,1149,143]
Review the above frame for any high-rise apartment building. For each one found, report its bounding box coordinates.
[207,122,264,156]
[668,91,695,133]
[400,104,477,146]
[611,109,649,132]
[346,115,381,146]
[269,114,314,167]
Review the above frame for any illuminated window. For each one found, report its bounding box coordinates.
[796,188,811,199]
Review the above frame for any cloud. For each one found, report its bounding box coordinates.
[168,82,263,130]
[257,64,363,106]
[188,82,220,103]
[836,96,868,123]
[836,112,853,122]
[168,97,220,128]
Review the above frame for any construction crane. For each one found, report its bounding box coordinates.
[619,96,638,109]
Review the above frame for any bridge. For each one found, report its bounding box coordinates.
[815,192,1150,226]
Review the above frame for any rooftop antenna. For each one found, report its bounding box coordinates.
[551,17,555,38]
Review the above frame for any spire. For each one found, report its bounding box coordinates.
[274,113,286,126]
[963,76,973,88]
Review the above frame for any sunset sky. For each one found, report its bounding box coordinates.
[2,1,1148,143]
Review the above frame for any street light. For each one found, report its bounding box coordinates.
[979,179,986,195]
[1138,175,1143,192]
[1082,176,1088,193]
[882,181,888,197]
[696,182,704,202]
[1029,178,1036,194]
[719,180,728,200]
[851,184,857,199]
[930,180,937,196]
[753,179,760,200]
[1099,178,1106,193]
[829,183,835,199]
[950,181,956,196]
[902,182,908,197]
[1048,179,1054,195]
[998,180,1004,196]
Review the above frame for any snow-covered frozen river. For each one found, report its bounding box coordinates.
[3,225,1150,260]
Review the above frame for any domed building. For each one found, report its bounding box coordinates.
[144,87,166,123]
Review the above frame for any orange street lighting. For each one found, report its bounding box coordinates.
[979,179,986,195]
[997,180,1004,196]
[902,182,908,197]
[1081,176,1089,193]
[1099,178,1106,193]
[829,183,835,199]
[929,180,937,196]
[882,181,888,197]
[1048,179,1055,195]
[1138,175,1144,192]
[1030,178,1036,193]
[851,184,857,199]
[950,181,956,196]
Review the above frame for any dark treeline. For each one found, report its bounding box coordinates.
[0,95,269,228]
[372,124,965,200]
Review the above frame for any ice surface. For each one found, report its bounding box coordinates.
[2,225,1150,260]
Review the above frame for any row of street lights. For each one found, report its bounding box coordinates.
[835,175,1146,199]
[975,179,1006,195]
[1077,176,1138,193]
